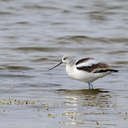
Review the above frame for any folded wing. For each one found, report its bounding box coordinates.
[76,58,118,73]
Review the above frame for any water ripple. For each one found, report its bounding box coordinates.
[5,65,33,71]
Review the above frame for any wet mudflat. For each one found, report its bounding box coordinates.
[0,0,128,127]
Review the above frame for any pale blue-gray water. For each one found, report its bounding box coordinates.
[0,0,128,128]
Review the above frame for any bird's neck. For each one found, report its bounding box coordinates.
[65,59,76,75]
[66,63,74,74]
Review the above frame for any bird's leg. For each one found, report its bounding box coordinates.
[88,81,94,90]
[90,83,94,89]
[88,81,91,89]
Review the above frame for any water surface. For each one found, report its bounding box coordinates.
[0,0,128,128]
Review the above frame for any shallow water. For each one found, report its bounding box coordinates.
[0,0,128,127]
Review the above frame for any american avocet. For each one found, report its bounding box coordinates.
[49,56,118,89]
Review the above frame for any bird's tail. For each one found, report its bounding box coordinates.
[94,69,119,73]
[108,69,119,72]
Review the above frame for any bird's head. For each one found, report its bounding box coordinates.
[48,56,73,70]
[61,56,71,64]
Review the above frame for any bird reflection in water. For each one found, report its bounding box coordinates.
[56,88,113,127]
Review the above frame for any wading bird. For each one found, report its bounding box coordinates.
[49,56,118,89]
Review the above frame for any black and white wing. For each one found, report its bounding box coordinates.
[76,57,118,73]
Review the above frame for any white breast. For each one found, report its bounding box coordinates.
[66,64,93,82]
[66,65,76,79]
[66,64,110,83]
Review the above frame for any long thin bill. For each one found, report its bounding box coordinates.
[48,61,62,70]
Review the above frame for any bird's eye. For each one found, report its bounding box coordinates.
[63,57,67,60]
